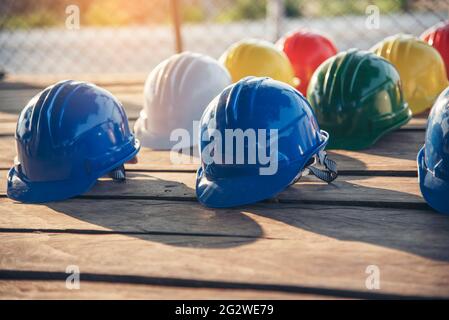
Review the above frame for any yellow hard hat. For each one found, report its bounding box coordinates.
[371,34,448,115]
[219,38,298,87]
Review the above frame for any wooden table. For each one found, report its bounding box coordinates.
[0,77,448,299]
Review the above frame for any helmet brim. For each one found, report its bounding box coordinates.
[134,116,196,151]
[326,102,412,150]
[7,139,140,204]
[417,147,449,215]
[195,160,304,208]
[7,166,97,203]
[196,130,329,208]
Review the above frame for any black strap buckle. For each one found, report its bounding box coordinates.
[308,150,338,183]
[108,164,126,182]
[291,150,338,185]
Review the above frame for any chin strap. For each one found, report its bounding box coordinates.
[108,164,126,182]
[308,150,338,183]
[291,150,338,185]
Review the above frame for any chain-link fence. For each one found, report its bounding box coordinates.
[0,0,448,75]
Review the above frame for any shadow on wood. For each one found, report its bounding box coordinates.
[44,176,264,249]
[350,130,424,162]
[40,174,449,262]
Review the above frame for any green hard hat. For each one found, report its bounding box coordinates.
[307,49,412,150]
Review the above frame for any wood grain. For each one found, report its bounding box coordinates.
[0,78,441,300]
[1,198,449,298]
[0,84,427,131]
[0,129,424,172]
[0,280,332,299]
[0,171,425,206]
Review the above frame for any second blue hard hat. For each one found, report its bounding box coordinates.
[7,80,140,203]
[417,86,449,215]
[196,76,337,208]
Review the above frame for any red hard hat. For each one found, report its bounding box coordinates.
[421,21,449,79]
[277,29,337,95]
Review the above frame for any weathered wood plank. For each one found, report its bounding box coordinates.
[0,198,448,298]
[0,84,427,131]
[0,122,16,136]
[0,138,16,168]
[403,117,426,129]
[0,120,427,141]
[0,112,19,123]
[0,113,426,134]
[0,171,424,205]
[140,128,418,173]
[0,280,328,299]
[0,77,439,300]
[0,129,424,172]
[0,270,436,300]
[2,199,447,260]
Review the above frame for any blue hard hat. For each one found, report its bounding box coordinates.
[417,86,449,214]
[7,80,140,203]
[196,76,337,208]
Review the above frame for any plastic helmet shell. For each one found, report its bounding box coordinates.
[7,80,140,203]
[134,52,231,150]
[307,49,412,150]
[417,87,449,215]
[219,39,297,87]
[276,29,337,95]
[371,34,448,115]
[421,21,449,80]
[196,76,329,208]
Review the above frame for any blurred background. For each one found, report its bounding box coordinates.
[0,0,448,75]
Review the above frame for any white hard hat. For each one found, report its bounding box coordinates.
[134,52,231,150]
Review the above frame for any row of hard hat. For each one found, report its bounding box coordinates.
[6,24,449,214]
[7,77,338,209]
[6,75,449,215]
[136,24,449,151]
